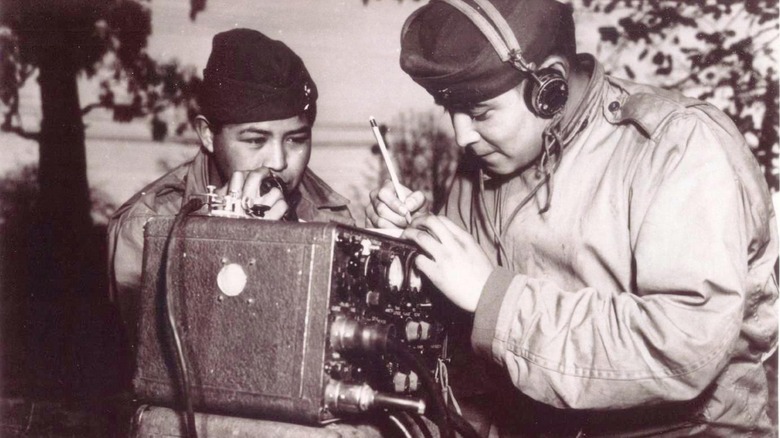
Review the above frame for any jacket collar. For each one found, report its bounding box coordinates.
[555,53,606,145]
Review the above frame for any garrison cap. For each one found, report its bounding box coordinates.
[400,0,574,106]
[199,28,317,125]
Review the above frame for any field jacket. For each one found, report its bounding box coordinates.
[444,55,778,437]
[107,149,354,347]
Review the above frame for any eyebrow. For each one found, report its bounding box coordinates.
[447,102,488,113]
[237,127,311,136]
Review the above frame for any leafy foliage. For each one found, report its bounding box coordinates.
[579,0,778,190]
[0,0,202,139]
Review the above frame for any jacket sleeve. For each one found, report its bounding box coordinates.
[470,109,765,410]
[107,206,154,346]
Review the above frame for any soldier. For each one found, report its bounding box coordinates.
[367,0,778,435]
[108,28,353,347]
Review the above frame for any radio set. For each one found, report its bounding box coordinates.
[133,194,452,426]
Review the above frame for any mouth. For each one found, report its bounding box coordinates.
[467,146,497,160]
[474,151,496,159]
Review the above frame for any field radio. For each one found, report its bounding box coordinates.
[133,204,452,426]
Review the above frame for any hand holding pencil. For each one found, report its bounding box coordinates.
[365,117,429,229]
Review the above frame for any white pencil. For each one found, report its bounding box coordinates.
[369,116,412,224]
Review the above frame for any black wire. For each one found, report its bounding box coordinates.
[448,406,481,438]
[162,198,204,438]
[386,339,454,438]
[406,412,435,438]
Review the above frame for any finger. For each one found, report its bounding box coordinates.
[261,198,289,221]
[376,181,411,217]
[227,171,246,197]
[256,186,284,207]
[375,201,410,228]
[368,187,380,204]
[245,187,284,218]
[412,252,437,279]
[394,183,413,201]
[373,216,404,230]
[365,205,400,229]
[408,215,459,248]
[365,204,379,227]
[402,227,442,261]
[242,168,272,199]
[403,191,428,215]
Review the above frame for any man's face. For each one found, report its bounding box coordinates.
[210,115,312,192]
[447,82,546,175]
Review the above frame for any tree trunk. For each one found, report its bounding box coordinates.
[37,52,93,284]
[28,50,95,395]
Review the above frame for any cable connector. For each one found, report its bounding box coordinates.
[324,381,426,415]
[329,316,394,353]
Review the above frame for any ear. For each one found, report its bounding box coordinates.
[538,55,570,80]
[194,116,216,154]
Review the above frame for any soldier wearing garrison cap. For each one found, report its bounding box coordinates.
[109,29,353,347]
[367,0,777,436]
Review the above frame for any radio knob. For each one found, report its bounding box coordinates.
[419,321,431,341]
[405,321,421,341]
[408,266,422,293]
[408,371,419,391]
[392,371,420,393]
[393,372,409,392]
[387,255,404,291]
[366,290,381,306]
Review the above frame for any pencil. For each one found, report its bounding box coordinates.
[369,116,413,224]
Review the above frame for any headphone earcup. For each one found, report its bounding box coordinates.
[529,68,569,118]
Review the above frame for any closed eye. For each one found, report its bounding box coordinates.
[242,137,268,146]
[285,135,310,145]
[469,110,491,122]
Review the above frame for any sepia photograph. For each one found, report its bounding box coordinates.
[0,0,777,436]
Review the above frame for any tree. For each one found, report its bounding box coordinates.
[0,0,203,397]
[576,0,777,190]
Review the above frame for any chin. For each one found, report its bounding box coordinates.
[480,159,532,178]
[481,162,516,176]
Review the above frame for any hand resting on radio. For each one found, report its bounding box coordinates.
[366,179,429,229]
[218,168,289,220]
[402,214,493,313]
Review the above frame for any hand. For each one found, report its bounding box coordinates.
[219,168,289,220]
[365,179,429,229]
[402,215,494,312]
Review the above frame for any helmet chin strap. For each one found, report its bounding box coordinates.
[476,114,563,265]
[436,0,536,73]
[537,112,565,213]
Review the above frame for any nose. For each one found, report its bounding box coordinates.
[266,139,288,172]
[451,113,480,148]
